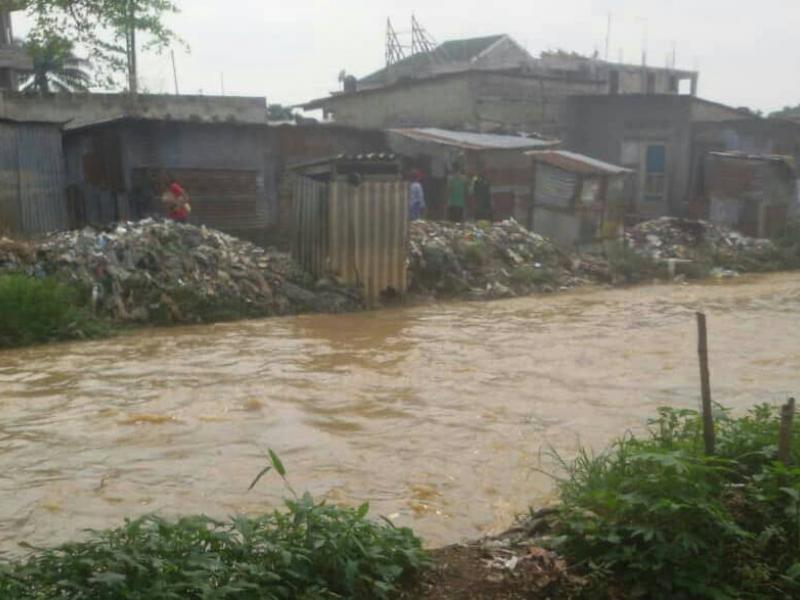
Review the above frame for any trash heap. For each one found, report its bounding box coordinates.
[408,219,584,299]
[0,220,361,324]
[625,217,774,260]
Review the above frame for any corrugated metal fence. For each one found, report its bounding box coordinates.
[0,122,67,235]
[293,177,408,305]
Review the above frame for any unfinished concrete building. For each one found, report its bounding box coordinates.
[0,11,32,91]
[304,33,698,136]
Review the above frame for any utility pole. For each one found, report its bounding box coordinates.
[171,49,179,95]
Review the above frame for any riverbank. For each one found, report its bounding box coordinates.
[3,401,799,599]
[2,216,798,349]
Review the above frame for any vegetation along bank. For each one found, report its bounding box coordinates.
[2,401,799,598]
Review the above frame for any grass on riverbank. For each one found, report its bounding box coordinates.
[0,273,108,348]
[551,403,800,599]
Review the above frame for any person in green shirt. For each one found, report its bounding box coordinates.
[447,165,468,223]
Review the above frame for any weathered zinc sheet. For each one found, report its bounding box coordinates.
[0,121,67,235]
[293,176,329,278]
[293,177,408,304]
[534,163,579,209]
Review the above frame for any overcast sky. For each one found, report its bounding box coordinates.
[13,0,800,113]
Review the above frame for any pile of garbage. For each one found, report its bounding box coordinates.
[408,219,585,299]
[0,220,361,324]
[625,217,774,260]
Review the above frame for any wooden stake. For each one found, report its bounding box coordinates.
[697,312,715,455]
[778,398,796,466]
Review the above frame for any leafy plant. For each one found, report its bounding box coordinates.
[21,33,92,94]
[510,265,558,288]
[0,273,106,347]
[604,241,667,283]
[551,404,800,599]
[15,0,182,90]
[0,450,428,599]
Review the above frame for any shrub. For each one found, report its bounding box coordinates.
[551,404,800,599]
[510,265,558,288]
[604,242,667,283]
[0,452,427,600]
[0,273,105,347]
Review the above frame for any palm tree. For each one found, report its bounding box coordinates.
[20,35,92,94]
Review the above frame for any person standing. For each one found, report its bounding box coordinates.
[471,170,493,222]
[160,173,192,223]
[409,169,426,221]
[446,165,467,223]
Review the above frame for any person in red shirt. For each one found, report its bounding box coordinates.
[160,173,191,222]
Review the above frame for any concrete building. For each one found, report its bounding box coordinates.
[566,95,749,220]
[0,11,32,91]
[304,34,698,136]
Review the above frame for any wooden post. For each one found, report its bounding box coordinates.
[697,312,715,455]
[778,398,796,466]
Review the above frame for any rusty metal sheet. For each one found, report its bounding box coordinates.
[293,177,408,304]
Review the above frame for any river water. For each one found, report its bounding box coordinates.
[1,273,798,555]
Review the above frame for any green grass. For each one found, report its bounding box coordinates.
[550,403,800,599]
[0,273,107,348]
[0,452,427,600]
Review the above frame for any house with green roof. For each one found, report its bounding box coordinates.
[358,34,531,91]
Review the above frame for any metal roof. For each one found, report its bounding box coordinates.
[390,128,559,151]
[289,153,399,170]
[526,150,632,176]
[708,151,796,175]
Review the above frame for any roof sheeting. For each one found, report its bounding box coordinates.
[390,128,559,151]
[708,151,796,176]
[527,150,632,176]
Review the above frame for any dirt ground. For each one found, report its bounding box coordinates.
[401,541,573,599]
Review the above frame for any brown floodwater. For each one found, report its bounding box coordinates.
[1,273,799,556]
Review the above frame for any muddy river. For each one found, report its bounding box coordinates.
[1,273,799,555]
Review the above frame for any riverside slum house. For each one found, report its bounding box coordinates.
[291,154,408,305]
[566,95,800,233]
[305,25,800,238]
[386,128,559,221]
[0,91,387,244]
[703,152,797,238]
[526,150,633,247]
[303,30,699,138]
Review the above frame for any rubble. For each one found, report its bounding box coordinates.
[408,219,588,299]
[0,220,361,324]
[624,217,774,260]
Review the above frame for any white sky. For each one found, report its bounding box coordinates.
[13,0,800,113]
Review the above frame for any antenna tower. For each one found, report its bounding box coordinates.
[386,18,406,67]
[411,15,437,55]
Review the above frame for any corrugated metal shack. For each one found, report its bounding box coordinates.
[0,116,67,236]
[387,128,558,222]
[63,113,274,244]
[292,154,408,305]
[527,150,632,247]
[705,152,797,238]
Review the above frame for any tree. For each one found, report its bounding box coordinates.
[12,0,181,93]
[770,104,800,120]
[21,34,92,93]
[267,104,297,122]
